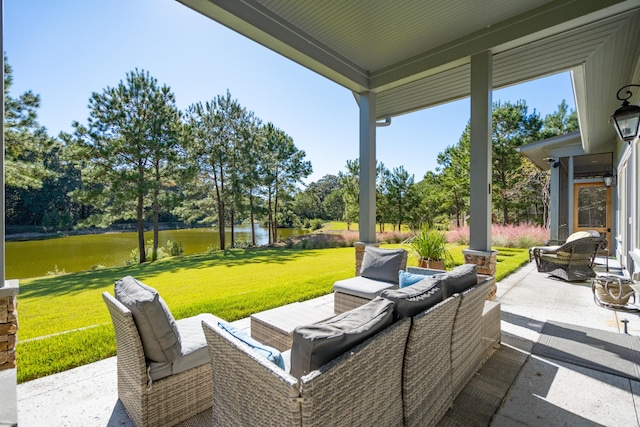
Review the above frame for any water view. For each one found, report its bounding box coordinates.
[5,225,308,280]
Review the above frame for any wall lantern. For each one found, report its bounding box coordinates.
[602,165,617,188]
[610,84,640,143]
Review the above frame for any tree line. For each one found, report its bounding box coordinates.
[5,62,312,262]
[5,54,577,263]
[291,100,577,232]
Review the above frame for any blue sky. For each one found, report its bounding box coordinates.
[5,0,576,184]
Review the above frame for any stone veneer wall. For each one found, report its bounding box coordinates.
[463,250,498,301]
[0,280,19,427]
[354,242,381,276]
[0,290,17,371]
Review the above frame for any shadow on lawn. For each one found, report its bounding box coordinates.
[18,246,315,299]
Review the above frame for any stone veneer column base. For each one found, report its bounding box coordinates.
[0,280,19,427]
[463,249,498,301]
[354,242,380,276]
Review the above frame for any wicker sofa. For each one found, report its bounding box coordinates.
[201,267,499,426]
[102,276,219,427]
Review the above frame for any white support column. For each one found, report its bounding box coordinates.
[358,91,377,243]
[549,163,560,241]
[568,156,575,234]
[468,51,492,252]
[464,51,497,282]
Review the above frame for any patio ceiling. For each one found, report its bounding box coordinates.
[178,0,640,153]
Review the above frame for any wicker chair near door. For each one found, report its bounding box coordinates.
[532,236,607,281]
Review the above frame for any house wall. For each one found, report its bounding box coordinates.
[614,134,638,276]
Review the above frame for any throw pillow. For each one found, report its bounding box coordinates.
[114,276,182,363]
[435,264,478,298]
[217,321,285,370]
[398,270,428,288]
[360,246,407,284]
[381,277,444,318]
[290,296,395,378]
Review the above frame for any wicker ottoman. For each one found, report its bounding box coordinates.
[251,302,334,351]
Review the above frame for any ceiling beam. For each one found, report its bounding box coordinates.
[370,0,639,92]
[177,0,370,91]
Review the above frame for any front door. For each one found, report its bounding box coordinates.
[573,183,612,248]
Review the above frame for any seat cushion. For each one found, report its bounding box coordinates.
[114,276,181,363]
[149,313,222,381]
[290,296,395,378]
[360,246,407,284]
[333,275,396,299]
[566,231,595,242]
[435,264,478,298]
[381,277,444,318]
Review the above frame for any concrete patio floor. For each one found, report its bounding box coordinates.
[16,258,640,426]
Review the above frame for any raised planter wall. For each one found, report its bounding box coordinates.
[0,280,19,427]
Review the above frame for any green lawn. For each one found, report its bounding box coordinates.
[16,244,529,383]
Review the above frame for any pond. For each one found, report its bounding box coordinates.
[5,225,308,280]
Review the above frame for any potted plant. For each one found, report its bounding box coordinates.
[404,228,453,270]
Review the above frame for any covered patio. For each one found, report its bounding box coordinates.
[4,0,640,425]
[16,260,640,426]
[175,0,640,277]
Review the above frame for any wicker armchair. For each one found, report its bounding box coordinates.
[102,293,213,427]
[532,236,607,281]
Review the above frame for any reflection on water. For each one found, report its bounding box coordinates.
[5,225,308,280]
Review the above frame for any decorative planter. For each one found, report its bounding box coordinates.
[419,258,445,270]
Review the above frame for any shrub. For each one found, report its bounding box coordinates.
[403,228,454,268]
[446,224,549,249]
[45,265,66,276]
[446,226,470,245]
[230,238,251,249]
[206,244,220,254]
[379,231,412,244]
[166,240,184,256]
[310,219,324,230]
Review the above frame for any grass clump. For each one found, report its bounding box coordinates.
[446,224,549,248]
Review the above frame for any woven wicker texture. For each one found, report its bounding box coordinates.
[451,278,494,398]
[533,236,607,281]
[202,320,302,427]
[299,318,411,427]
[402,295,460,427]
[593,275,635,306]
[175,409,212,426]
[333,292,370,314]
[481,301,502,358]
[251,317,294,351]
[102,293,213,427]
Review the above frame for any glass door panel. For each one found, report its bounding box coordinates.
[573,183,611,248]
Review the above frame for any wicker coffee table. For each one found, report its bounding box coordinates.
[251,302,334,351]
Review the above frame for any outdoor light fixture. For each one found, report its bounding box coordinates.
[610,84,640,143]
[602,165,617,187]
[544,157,560,169]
